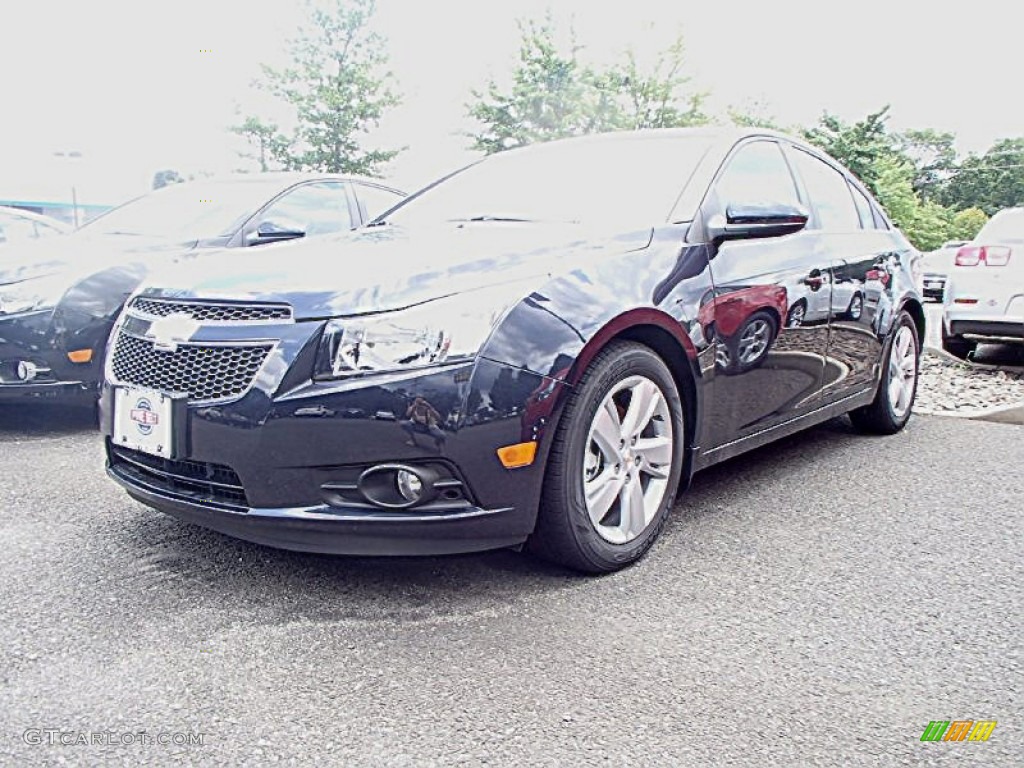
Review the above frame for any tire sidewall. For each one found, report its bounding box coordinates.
[554,347,685,570]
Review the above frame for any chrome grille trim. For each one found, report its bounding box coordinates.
[129,297,293,324]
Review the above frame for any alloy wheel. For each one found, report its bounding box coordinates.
[787,303,806,327]
[582,375,673,545]
[849,294,863,320]
[737,318,773,364]
[887,325,917,419]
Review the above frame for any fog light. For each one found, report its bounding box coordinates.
[396,469,423,502]
[357,464,438,509]
[16,361,38,382]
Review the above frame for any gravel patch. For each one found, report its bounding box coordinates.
[915,349,1024,414]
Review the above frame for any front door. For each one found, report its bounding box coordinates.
[701,139,832,447]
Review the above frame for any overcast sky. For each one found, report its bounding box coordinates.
[1,0,1020,202]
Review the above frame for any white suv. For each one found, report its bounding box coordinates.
[942,208,1024,359]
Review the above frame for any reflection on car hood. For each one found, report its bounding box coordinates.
[0,231,197,285]
[141,222,653,320]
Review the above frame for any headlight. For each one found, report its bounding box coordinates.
[314,284,522,379]
[0,274,69,316]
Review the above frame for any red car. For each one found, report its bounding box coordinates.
[698,285,789,373]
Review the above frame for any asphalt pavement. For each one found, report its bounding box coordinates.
[0,405,1020,767]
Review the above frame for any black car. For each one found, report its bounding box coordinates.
[0,173,404,405]
[101,129,924,573]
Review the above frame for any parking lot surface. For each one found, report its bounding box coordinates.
[0,406,1020,766]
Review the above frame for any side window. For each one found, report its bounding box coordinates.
[848,182,877,230]
[355,184,405,222]
[791,150,861,232]
[255,182,354,238]
[714,141,802,209]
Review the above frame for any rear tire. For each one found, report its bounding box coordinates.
[850,310,919,435]
[528,342,685,573]
[941,327,976,360]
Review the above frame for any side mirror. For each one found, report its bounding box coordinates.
[708,202,809,244]
[247,218,307,245]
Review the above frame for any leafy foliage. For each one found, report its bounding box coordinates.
[801,106,896,197]
[896,128,956,200]
[467,19,707,154]
[939,138,1024,215]
[949,207,989,241]
[727,100,784,131]
[231,117,293,172]
[234,0,400,176]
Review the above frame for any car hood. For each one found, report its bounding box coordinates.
[0,231,198,285]
[140,222,653,320]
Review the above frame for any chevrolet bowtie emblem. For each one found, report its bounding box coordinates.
[145,312,200,353]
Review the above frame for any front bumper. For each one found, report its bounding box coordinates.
[109,462,525,555]
[0,308,102,403]
[102,355,560,556]
[0,379,94,403]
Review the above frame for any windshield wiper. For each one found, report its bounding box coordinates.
[451,215,537,223]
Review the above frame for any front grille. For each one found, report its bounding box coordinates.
[130,297,292,323]
[110,444,248,508]
[111,332,272,403]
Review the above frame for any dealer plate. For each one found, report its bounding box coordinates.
[112,386,178,458]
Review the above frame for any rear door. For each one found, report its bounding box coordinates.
[702,139,832,447]
[785,147,892,399]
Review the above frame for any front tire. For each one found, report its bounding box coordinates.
[850,310,919,434]
[529,342,685,573]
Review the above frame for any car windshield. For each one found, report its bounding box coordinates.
[382,134,713,229]
[82,178,287,241]
[976,208,1024,243]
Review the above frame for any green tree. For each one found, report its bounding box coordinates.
[896,128,957,200]
[801,106,896,197]
[599,36,708,130]
[941,138,1024,215]
[727,100,784,131]
[231,117,293,172]
[872,155,951,251]
[467,18,594,153]
[152,170,184,189]
[467,19,708,153]
[236,0,400,175]
[949,207,988,241]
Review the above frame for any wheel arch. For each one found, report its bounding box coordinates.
[900,297,926,347]
[561,311,702,489]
